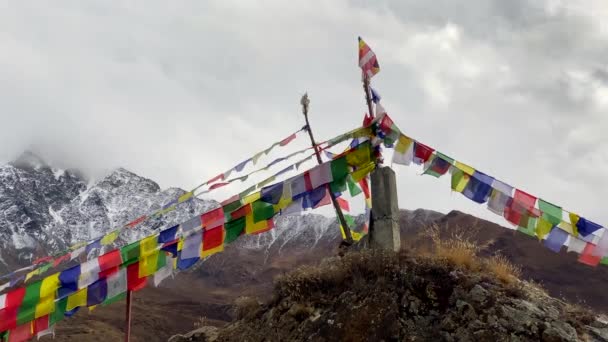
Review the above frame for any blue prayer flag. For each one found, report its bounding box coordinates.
[87,278,108,306]
[544,227,569,253]
[235,159,251,172]
[576,217,603,237]
[159,225,178,244]
[462,171,494,204]
[260,182,284,205]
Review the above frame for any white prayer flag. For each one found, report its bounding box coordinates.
[106,268,127,300]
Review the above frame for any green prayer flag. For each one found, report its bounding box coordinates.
[225,217,246,244]
[330,176,347,194]
[17,280,42,325]
[344,214,356,226]
[223,199,243,215]
[539,199,562,226]
[517,214,537,237]
[252,200,275,223]
[601,257,608,266]
[121,241,141,265]
[51,297,68,325]
[103,292,127,306]
[330,157,349,181]
[157,251,167,270]
[346,175,362,197]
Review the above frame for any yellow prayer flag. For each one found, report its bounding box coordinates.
[140,236,158,257]
[258,176,276,188]
[454,161,475,176]
[70,241,88,251]
[395,135,413,154]
[66,288,87,311]
[139,251,159,278]
[242,192,261,205]
[558,221,575,235]
[535,218,553,240]
[178,191,193,203]
[341,226,363,241]
[101,231,119,245]
[245,214,270,235]
[346,145,371,168]
[569,212,580,236]
[25,269,40,282]
[35,295,55,318]
[177,238,184,251]
[352,162,375,182]
[40,273,60,298]
[252,151,265,164]
[89,305,98,312]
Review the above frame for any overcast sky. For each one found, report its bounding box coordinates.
[1,0,607,227]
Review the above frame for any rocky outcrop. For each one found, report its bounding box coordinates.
[177,250,608,342]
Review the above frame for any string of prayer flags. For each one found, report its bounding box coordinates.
[382,113,606,267]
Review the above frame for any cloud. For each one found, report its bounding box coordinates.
[0,0,606,226]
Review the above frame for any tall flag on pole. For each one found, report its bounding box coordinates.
[358,37,380,79]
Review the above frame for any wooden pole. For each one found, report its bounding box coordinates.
[125,290,132,342]
[363,76,375,119]
[300,94,354,245]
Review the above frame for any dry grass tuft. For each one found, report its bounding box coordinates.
[234,296,261,320]
[424,225,492,271]
[485,255,521,285]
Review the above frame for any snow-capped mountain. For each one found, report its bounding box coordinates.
[0,152,216,273]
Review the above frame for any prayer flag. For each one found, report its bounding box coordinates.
[462,171,494,204]
[87,278,107,307]
[207,173,224,185]
[178,191,193,203]
[225,217,246,243]
[202,226,225,258]
[33,315,49,337]
[592,232,608,258]
[181,215,202,233]
[313,189,332,209]
[281,198,304,216]
[153,261,173,287]
[120,241,141,266]
[78,258,100,289]
[181,232,202,260]
[106,268,127,302]
[7,321,32,342]
[538,199,563,225]
[58,265,80,298]
[347,175,362,197]
[567,236,586,254]
[52,253,71,268]
[291,172,312,198]
[576,217,602,237]
[423,153,453,178]
[234,159,251,172]
[392,135,414,165]
[330,157,349,182]
[371,87,381,103]
[412,142,435,165]
[97,249,122,274]
[230,204,252,220]
[126,215,147,228]
[127,262,147,291]
[337,197,350,212]
[358,37,380,78]
[280,133,296,146]
[504,189,537,227]
[100,231,119,246]
[260,182,284,205]
[450,167,470,193]
[535,218,554,240]
[66,288,87,312]
[0,287,25,331]
[202,207,225,229]
[579,243,601,266]
[309,163,332,189]
[487,180,513,216]
[252,201,275,223]
[569,213,580,236]
[159,225,178,244]
[245,213,273,235]
[544,227,568,252]
[302,187,328,209]
[346,143,371,168]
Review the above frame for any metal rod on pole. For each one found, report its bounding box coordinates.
[300,93,354,245]
[125,290,132,342]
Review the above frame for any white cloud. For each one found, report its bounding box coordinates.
[0,0,606,227]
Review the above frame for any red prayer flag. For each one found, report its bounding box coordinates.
[313,189,332,209]
[279,133,296,146]
[202,207,225,229]
[413,142,435,164]
[379,115,394,133]
[207,173,224,185]
[33,256,53,265]
[209,182,229,190]
[358,178,371,199]
[127,262,147,292]
[203,226,225,251]
[337,197,350,212]
[230,204,252,220]
[579,243,602,266]
[304,172,313,192]
[98,249,122,272]
[127,215,147,228]
[33,315,49,335]
[8,321,32,342]
[52,253,71,267]
[504,189,537,226]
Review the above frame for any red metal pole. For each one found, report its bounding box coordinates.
[125,290,132,342]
